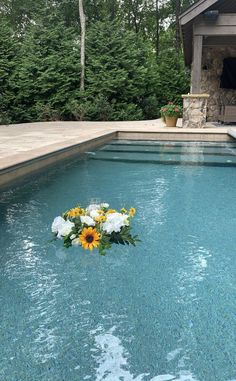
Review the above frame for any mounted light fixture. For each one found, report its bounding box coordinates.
[203,10,219,22]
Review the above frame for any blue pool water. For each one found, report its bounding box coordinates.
[0,140,236,381]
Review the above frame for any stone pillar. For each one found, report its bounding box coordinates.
[182,94,210,128]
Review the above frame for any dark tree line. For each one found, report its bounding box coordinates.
[0,0,195,124]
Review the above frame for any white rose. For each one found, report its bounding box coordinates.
[51,216,66,234]
[57,220,75,238]
[86,204,100,213]
[100,203,109,208]
[72,238,81,246]
[90,210,100,219]
[102,213,129,234]
[80,215,95,226]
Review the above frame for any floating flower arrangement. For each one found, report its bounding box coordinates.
[51,203,139,255]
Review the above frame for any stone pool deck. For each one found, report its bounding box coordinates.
[0,119,235,188]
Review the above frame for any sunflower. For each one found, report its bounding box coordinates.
[107,209,116,214]
[129,207,136,217]
[79,227,101,251]
[95,215,106,223]
[66,207,85,218]
[97,209,105,215]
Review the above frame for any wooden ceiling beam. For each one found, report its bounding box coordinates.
[203,36,236,46]
[194,25,236,36]
[194,15,236,36]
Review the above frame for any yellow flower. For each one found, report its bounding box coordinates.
[121,208,127,214]
[129,207,136,217]
[79,227,101,251]
[66,207,85,218]
[107,209,116,214]
[95,215,106,223]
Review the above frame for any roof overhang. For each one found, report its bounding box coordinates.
[179,0,225,66]
[179,0,219,66]
[180,0,236,66]
[179,0,219,26]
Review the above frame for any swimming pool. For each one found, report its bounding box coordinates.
[0,140,236,381]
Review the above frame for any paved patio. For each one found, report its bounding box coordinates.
[0,119,231,166]
[0,119,234,187]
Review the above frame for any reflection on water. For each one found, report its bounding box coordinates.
[93,326,147,381]
[92,326,198,381]
[136,175,169,229]
[177,237,212,305]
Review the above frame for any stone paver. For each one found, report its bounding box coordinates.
[0,120,164,160]
[0,119,232,172]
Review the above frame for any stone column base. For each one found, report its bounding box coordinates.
[182,94,210,128]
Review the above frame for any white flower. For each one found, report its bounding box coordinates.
[80,215,95,226]
[86,204,100,213]
[70,234,76,240]
[72,238,81,246]
[90,210,100,219]
[51,216,66,234]
[100,203,109,208]
[57,220,75,238]
[102,213,129,234]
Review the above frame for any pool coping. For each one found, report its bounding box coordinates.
[228,128,236,140]
[117,129,234,142]
[0,122,236,188]
[0,131,116,188]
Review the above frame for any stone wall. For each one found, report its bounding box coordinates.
[182,94,209,128]
[199,46,236,121]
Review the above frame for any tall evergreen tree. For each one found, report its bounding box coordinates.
[76,20,159,120]
[10,15,81,122]
[0,0,193,124]
[0,19,18,123]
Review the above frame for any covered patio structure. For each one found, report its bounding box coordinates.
[180,0,236,127]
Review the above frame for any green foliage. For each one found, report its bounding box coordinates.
[99,225,140,256]
[154,29,190,106]
[80,20,157,120]
[0,19,18,124]
[9,17,81,123]
[0,1,192,124]
[160,102,182,117]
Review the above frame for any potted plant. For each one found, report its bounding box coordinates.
[160,102,182,127]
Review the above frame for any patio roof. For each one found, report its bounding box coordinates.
[180,0,236,66]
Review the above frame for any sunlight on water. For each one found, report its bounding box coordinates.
[92,327,198,381]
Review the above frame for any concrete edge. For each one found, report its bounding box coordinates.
[117,130,233,142]
[0,131,117,188]
[228,128,236,140]
[0,128,234,189]
[0,130,116,171]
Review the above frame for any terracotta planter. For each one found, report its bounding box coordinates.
[165,116,178,127]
